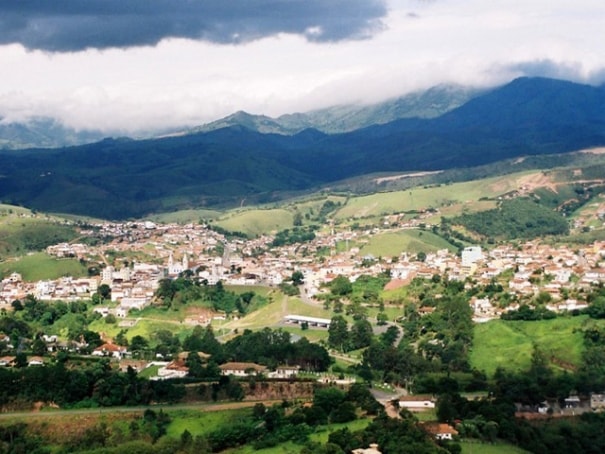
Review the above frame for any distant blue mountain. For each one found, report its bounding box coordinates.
[0,77,603,219]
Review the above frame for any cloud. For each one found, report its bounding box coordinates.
[0,0,387,51]
[506,59,605,85]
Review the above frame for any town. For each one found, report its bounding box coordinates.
[2,217,604,323]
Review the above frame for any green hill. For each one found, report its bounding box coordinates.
[0,209,79,259]
[470,317,601,376]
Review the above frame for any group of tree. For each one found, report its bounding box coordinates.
[155,277,265,315]
[270,225,317,247]
[451,197,569,240]
[327,315,374,353]
[402,280,474,373]
[0,356,185,410]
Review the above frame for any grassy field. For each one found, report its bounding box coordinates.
[222,294,332,333]
[146,209,222,223]
[336,175,518,219]
[470,316,602,376]
[213,209,294,236]
[460,441,530,454]
[165,408,251,439]
[358,229,457,258]
[0,204,32,215]
[333,172,537,220]
[0,252,88,281]
[0,214,78,259]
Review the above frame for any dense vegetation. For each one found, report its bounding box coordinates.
[155,277,266,315]
[451,198,569,240]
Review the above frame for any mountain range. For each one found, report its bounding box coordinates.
[0,77,604,219]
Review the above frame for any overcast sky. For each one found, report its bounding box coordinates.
[0,0,604,134]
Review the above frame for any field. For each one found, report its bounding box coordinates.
[213,209,294,236]
[333,172,536,220]
[0,213,78,259]
[0,252,88,281]
[227,416,373,454]
[221,294,332,334]
[146,208,222,223]
[460,441,530,454]
[86,288,333,345]
[470,316,602,376]
[358,229,457,258]
[164,407,251,439]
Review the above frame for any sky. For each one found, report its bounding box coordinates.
[0,0,604,135]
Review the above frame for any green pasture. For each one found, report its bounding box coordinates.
[0,215,78,258]
[165,408,251,439]
[226,285,274,297]
[223,294,332,333]
[334,173,533,220]
[460,440,530,454]
[470,316,599,376]
[359,229,456,258]
[146,209,222,223]
[225,417,372,454]
[214,209,294,236]
[281,326,329,343]
[163,407,371,454]
[0,204,32,215]
[0,252,88,281]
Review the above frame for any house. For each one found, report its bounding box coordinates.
[398,396,436,411]
[156,360,189,379]
[284,314,331,328]
[92,343,129,359]
[28,356,45,366]
[352,443,382,454]
[564,394,582,409]
[219,362,267,377]
[269,365,300,379]
[421,422,459,440]
[590,393,605,411]
[0,356,15,367]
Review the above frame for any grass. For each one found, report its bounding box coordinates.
[359,229,457,258]
[460,440,530,454]
[164,408,371,454]
[333,173,534,220]
[470,316,601,376]
[214,209,294,237]
[0,252,88,281]
[165,408,251,439]
[222,294,332,333]
[146,209,222,223]
[0,214,78,259]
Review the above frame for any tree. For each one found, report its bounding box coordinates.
[313,387,346,415]
[328,316,349,352]
[350,319,373,350]
[329,276,352,297]
[291,271,305,286]
[130,335,149,356]
[32,338,47,356]
[97,284,111,301]
[293,211,303,227]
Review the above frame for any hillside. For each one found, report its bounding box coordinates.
[0,77,604,219]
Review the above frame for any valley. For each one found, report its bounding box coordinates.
[1,78,605,453]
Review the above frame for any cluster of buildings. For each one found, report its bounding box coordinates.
[2,216,605,322]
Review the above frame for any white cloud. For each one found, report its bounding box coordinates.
[0,0,604,134]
